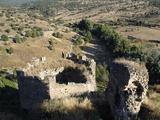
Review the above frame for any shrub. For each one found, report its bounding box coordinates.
[52,32,63,38]
[78,19,93,31]
[48,39,54,51]
[83,31,93,43]
[5,29,10,33]
[76,20,143,59]
[13,35,24,43]
[6,47,13,54]
[74,37,84,46]
[1,35,9,41]
[0,23,5,26]
[146,50,160,84]
[25,27,43,38]
[96,64,109,93]
[25,30,32,37]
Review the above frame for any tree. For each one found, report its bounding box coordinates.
[74,37,84,46]
[78,19,93,31]
[52,32,63,38]
[14,35,21,43]
[84,31,93,43]
[146,51,160,84]
[48,39,54,51]
[25,30,32,37]
[1,35,9,41]
[96,64,109,93]
[6,47,13,54]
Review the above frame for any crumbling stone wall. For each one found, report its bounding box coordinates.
[107,60,149,120]
[17,55,96,110]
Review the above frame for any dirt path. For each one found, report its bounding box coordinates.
[81,40,112,64]
[43,31,62,42]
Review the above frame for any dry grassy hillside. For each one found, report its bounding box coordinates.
[0,8,77,69]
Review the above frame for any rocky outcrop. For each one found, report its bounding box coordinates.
[107,60,149,120]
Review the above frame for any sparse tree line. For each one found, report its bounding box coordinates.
[0,26,43,42]
[75,19,160,84]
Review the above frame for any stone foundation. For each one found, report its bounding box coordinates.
[17,55,96,110]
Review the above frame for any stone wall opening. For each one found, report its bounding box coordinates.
[56,67,87,84]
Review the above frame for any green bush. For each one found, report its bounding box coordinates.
[74,37,84,46]
[25,27,43,38]
[83,31,93,43]
[48,39,54,51]
[76,20,143,59]
[6,47,13,54]
[96,64,109,93]
[146,50,160,84]
[1,35,9,41]
[25,30,32,37]
[13,35,22,43]
[52,32,63,38]
[78,19,93,31]
[92,24,130,55]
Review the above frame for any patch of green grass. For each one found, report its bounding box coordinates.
[96,64,109,94]
[0,77,17,89]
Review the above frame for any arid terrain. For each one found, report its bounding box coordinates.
[0,0,160,120]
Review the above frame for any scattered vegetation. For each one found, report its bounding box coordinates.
[13,35,25,43]
[6,47,13,54]
[76,19,160,86]
[0,70,19,117]
[96,64,109,93]
[25,27,43,38]
[52,32,63,38]
[1,35,9,41]
[73,37,84,46]
[48,38,54,51]
[76,19,143,59]
[146,50,160,84]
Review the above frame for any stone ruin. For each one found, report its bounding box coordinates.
[107,60,149,120]
[17,54,96,110]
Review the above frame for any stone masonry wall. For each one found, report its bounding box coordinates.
[107,60,149,120]
[17,55,96,110]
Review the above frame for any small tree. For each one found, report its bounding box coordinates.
[74,37,84,46]
[78,19,93,31]
[48,39,54,51]
[14,35,21,43]
[52,32,63,38]
[6,47,13,54]
[146,51,160,84]
[84,31,93,43]
[1,35,9,41]
[96,64,109,93]
[25,30,32,37]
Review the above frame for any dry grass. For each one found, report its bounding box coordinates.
[140,85,160,119]
[39,97,101,120]
[0,30,75,69]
